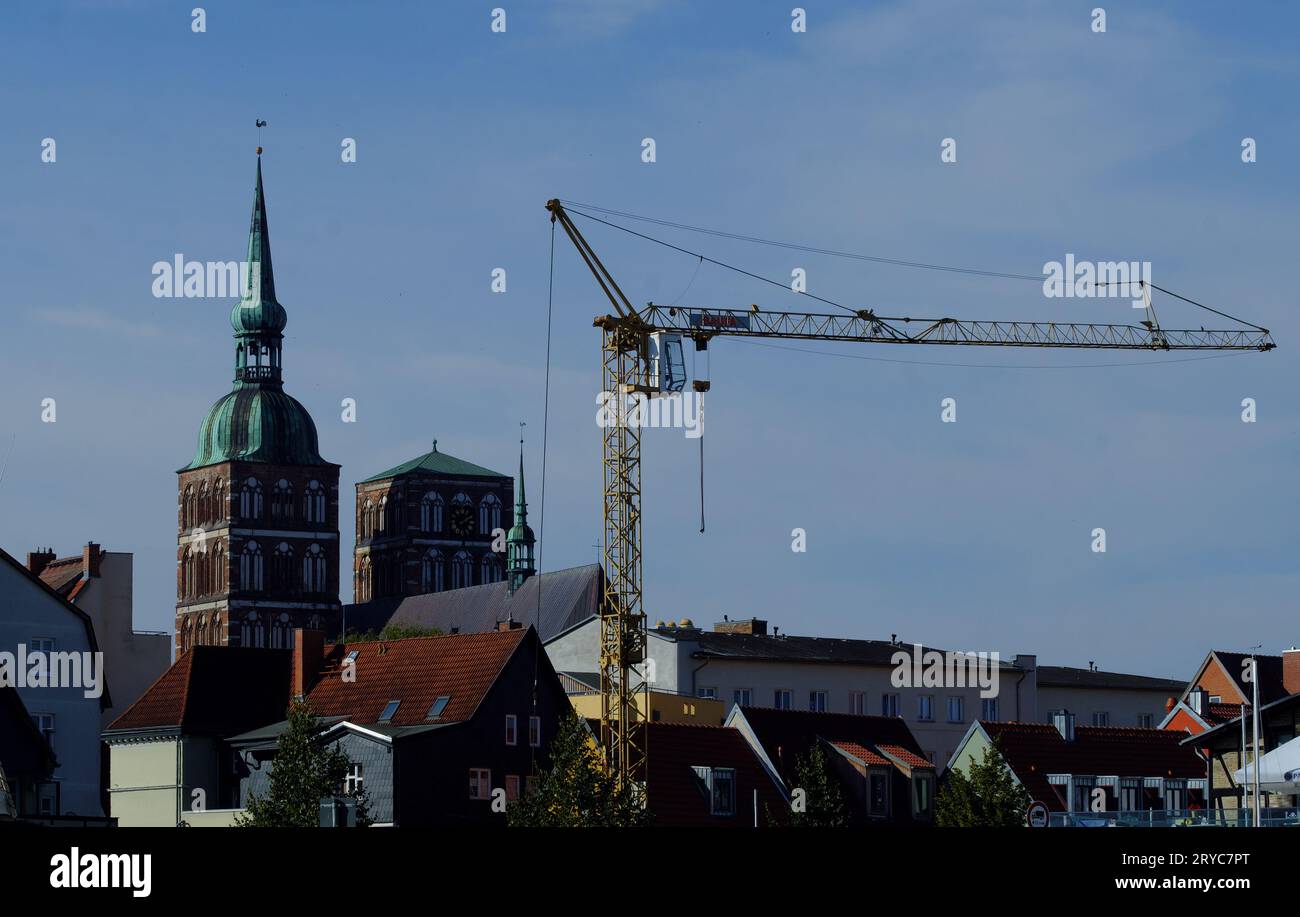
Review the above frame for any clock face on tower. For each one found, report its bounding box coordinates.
[450,505,474,538]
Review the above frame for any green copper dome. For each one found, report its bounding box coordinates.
[181,154,331,472]
[184,385,327,470]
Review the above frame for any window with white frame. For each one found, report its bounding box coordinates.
[918,695,934,721]
[343,763,364,795]
[981,698,999,721]
[692,766,736,816]
[1137,713,1153,728]
[505,714,518,746]
[1092,712,1110,726]
[809,690,828,712]
[947,696,964,723]
[733,688,752,707]
[697,687,717,700]
[881,693,900,717]
[505,775,521,802]
[469,768,491,800]
[849,691,866,715]
[528,716,541,747]
[774,689,793,710]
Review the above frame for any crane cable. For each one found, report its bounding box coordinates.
[560,201,1270,333]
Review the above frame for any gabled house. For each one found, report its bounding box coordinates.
[642,721,787,827]
[947,713,1207,825]
[1179,649,1296,709]
[726,706,936,824]
[0,545,111,817]
[103,645,293,826]
[232,624,571,826]
[1178,690,1300,816]
[27,543,171,727]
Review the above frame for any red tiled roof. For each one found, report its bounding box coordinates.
[106,646,291,734]
[1206,703,1247,725]
[645,721,786,827]
[980,721,1205,812]
[878,743,935,770]
[37,556,85,595]
[830,740,891,767]
[304,629,527,726]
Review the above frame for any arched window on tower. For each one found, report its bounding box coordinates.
[272,542,294,592]
[181,486,194,529]
[241,611,265,648]
[271,613,291,649]
[480,554,500,585]
[272,479,294,521]
[378,496,388,535]
[420,492,444,534]
[240,541,264,591]
[213,540,226,593]
[421,548,444,593]
[479,493,501,535]
[305,480,326,524]
[212,479,226,523]
[181,546,194,600]
[240,477,264,520]
[303,544,326,594]
[452,550,473,589]
[197,481,209,527]
[361,500,373,539]
[359,555,372,603]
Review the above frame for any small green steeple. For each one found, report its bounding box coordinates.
[507,431,536,594]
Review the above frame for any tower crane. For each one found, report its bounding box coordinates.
[544,198,1275,793]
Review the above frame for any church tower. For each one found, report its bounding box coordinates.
[506,439,536,595]
[174,153,341,653]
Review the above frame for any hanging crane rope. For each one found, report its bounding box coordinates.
[544,198,1275,794]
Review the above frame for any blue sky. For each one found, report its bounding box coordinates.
[1,1,1296,678]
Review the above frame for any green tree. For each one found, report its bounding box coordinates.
[789,743,849,827]
[936,739,1031,827]
[235,699,369,827]
[507,711,649,827]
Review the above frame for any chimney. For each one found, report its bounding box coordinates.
[713,618,767,636]
[292,629,325,699]
[1188,687,1207,715]
[497,618,523,632]
[82,542,101,578]
[1284,647,1300,696]
[1051,710,1076,742]
[26,548,56,577]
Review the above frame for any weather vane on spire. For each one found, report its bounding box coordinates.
[255,119,267,154]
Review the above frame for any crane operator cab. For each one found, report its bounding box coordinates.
[647,332,687,394]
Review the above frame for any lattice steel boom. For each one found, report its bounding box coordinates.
[545,198,1274,798]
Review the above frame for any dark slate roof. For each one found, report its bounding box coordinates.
[661,629,1022,671]
[734,706,930,786]
[1036,665,1185,693]
[105,646,291,736]
[360,446,507,483]
[644,722,788,827]
[981,721,1206,812]
[342,564,602,642]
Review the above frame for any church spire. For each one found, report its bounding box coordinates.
[507,427,536,595]
[230,149,288,386]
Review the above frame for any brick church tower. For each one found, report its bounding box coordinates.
[175,153,341,653]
